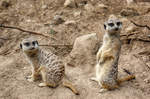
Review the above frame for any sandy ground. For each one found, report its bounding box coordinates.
[0,0,150,99]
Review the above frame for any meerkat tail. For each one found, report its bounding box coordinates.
[62,81,79,95]
[117,75,135,84]
[117,68,135,84]
[101,83,119,90]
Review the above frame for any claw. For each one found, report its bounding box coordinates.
[90,77,98,82]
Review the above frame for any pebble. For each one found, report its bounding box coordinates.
[64,20,76,25]
[144,79,150,83]
[52,15,65,25]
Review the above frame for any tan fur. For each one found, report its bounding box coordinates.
[21,38,79,95]
[91,15,135,92]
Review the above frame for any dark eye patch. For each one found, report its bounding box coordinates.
[116,22,122,26]
[32,41,36,45]
[108,23,114,27]
[24,42,30,46]
[32,41,38,46]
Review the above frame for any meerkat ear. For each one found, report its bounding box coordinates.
[104,24,106,30]
[35,41,39,45]
[20,44,22,49]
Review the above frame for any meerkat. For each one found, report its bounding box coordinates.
[20,38,79,95]
[90,15,135,92]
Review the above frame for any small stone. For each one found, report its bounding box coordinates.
[126,0,137,6]
[144,79,150,83]
[78,1,87,6]
[67,33,100,67]
[98,4,108,9]
[120,8,139,17]
[42,5,48,9]
[84,4,94,12]
[23,67,27,70]
[74,11,81,17]
[94,3,108,14]
[64,0,76,8]
[1,0,11,8]
[143,71,147,75]
[146,62,150,68]
[52,15,65,25]
[64,20,76,25]
[26,19,31,22]
[127,0,134,4]
[125,25,137,33]
[134,83,140,86]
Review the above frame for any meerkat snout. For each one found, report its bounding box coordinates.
[115,27,119,31]
[20,38,39,52]
[104,19,122,34]
[20,37,79,95]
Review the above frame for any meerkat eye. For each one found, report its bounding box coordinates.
[32,41,38,46]
[104,24,106,29]
[108,23,114,27]
[32,41,36,46]
[116,22,122,26]
[24,42,30,46]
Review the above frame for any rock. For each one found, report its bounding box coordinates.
[74,11,81,17]
[84,4,94,12]
[42,5,48,10]
[120,8,139,17]
[95,4,109,14]
[66,33,101,69]
[1,0,11,8]
[78,1,87,7]
[125,24,138,33]
[64,20,76,25]
[134,82,140,86]
[144,78,150,83]
[51,15,65,25]
[97,4,108,9]
[64,0,76,8]
[126,0,137,6]
[146,62,150,68]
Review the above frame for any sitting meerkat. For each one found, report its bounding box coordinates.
[20,38,79,95]
[91,15,135,92]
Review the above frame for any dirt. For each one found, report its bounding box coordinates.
[0,0,150,99]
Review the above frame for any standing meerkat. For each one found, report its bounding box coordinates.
[20,38,79,95]
[91,15,135,92]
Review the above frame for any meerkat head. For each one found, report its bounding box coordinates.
[104,15,122,35]
[20,37,39,54]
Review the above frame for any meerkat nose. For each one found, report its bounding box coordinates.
[115,27,119,31]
